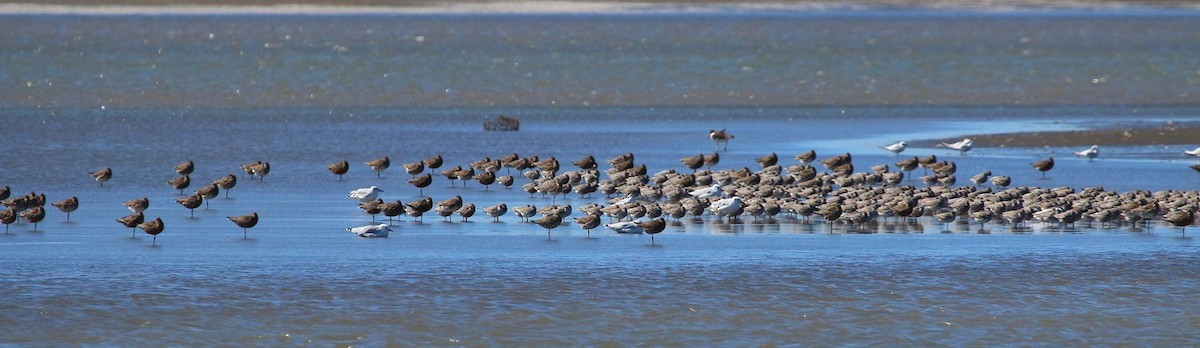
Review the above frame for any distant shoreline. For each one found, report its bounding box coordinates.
[916,121,1200,148]
[0,0,1198,15]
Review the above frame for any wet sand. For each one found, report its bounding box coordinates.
[918,121,1200,148]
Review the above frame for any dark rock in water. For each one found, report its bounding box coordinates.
[484,115,520,131]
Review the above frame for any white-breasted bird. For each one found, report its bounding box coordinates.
[709,196,743,219]
[1184,146,1200,157]
[938,138,973,155]
[688,184,724,199]
[1074,145,1099,160]
[347,223,392,238]
[605,221,644,234]
[880,141,908,154]
[348,186,383,203]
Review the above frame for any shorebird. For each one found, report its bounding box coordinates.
[709,129,734,151]
[1030,157,1054,178]
[437,195,463,212]
[605,221,643,234]
[196,184,219,209]
[970,171,991,186]
[880,141,908,154]
[0,208,14,234]
[532,213,563,240]
[1185,146,1200,157]
[90,167,112,187]
[116,211,144,237]
[1074,145,1099,161]
[755,152,778,168]
[689,183,724,199]
[327,160,350,180]
[175,194,203,218]
[124,197,150,214]
[20,206,44,231]
[512,204,537,222]
[457,203,476,222]
[174,160,194,175]
[408,173,433,196]
[406,197,433,221]
[710,196,743,222]
[227,211,258,239]
[574,214,601,238]
[241,161,270,181]
[938,138,973,155]
[0,186,8,201]
[167,174,190,194]
[138,217,164,245]
[380,200,406,222]
[573,155,597,170]
[423,154,444,169]
[681,154,704,172]
[991,175,1011,188]
[366,156,390,178]
[794,150,816,165]
[214,174,237,198]
[637,218,667,245]
[1163,210,1194,236]
[50,196,79,221]
[476,170,496,191]
[703,152,720,169]
[483,203,508,222]
[348,186,384,203]
[402,161,424,177]
[347,223,392,238]
[360,199,384,221]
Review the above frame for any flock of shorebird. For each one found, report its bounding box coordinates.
[4,130,1199,246]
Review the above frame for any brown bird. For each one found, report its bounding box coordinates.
[755,152,778,168]
[423,154,444,169]
[168,174,191,194]
[636,217,667,245]
[90,167,112,187]
[477,170,496,191]
[241,161,270,182]
[403,161,424,177]
[703,152,720,169]
[0,208,16,234]
[0,185,9,201]
[457,203,476,222]
[366,156,390,178]
[214,174,237,198]
[680,154,704,172]
[794,150,816,165]
[532,213,563,240]
[1030,157,1054,178]
[408,173,433,196]
[380,200,406,222]
[437,195,464,212]
[138,217,164,245]
[484,203,508,222]
[1164,210,1194,236]
[572,155,597,170]
[328,160,350,180]
[51,196,79,221]
[359,198,384,221]
[498,175,515,189]
[116,211,144,237]
[406,197,434,221]
[709,129,734,151]
[174,160,195,175]
[124,197,149,214]
[573,214,602,238]
[176,194,203,218]
[21,206,45,231]
[196,184,219,209]
[441,165,463,186]
[227,212,259,239]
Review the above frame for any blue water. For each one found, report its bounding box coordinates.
[2,6,1200,346]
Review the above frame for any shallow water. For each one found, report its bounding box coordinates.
[3,7,1200,346]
